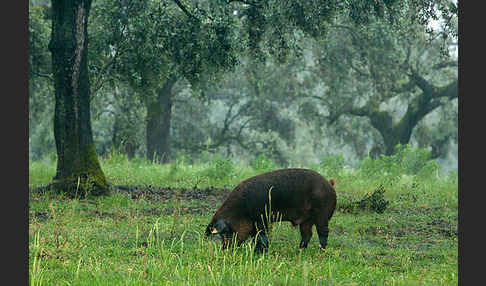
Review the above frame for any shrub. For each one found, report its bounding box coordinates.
[338,185,389,214]
[446,170,458,185]
[204,156,234,181]
[320,154,345,178]
[168,154,188,177]
[417,160,440,180]
[358,144,438,184]
[251,154,276,173]
[394,144,432,175]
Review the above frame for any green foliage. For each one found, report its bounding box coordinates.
[394,144,433,175]
[29,118,56,161]
[359,156,383,179]
[251,154,276,173]
[29,5,55,161]
[301,8,457,162]
[168,154,189,179]
[168,160,181,179]
[29,157,57,188]
[30,144,451,193]
[446,170,458,185]
[320,154,345,178]
[91,0,241,95]
[29,5,51,80]
[358,144,439,186]
[417,160,440,180]
[204,155,235,181]
[29,0,458,168]
[104,149,130,166]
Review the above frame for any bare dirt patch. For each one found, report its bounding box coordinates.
[33,211,51,222]
[111,185,231,202]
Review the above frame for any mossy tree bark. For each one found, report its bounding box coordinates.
[49,0,108,196]
[146,75,178,163]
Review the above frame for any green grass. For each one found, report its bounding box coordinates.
[29,152,458,285]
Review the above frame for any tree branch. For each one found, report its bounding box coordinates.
[91,43,131,98]
[220,103,235,139]
[327,105,368,125]
[432,61,458,70]
[408,69,436,95]
[307,95,325,102]
[226,0,262,7]
[347,106,372,117]
[409,68,457,102]
[171,0,198,20]
[348,60,369,78]
[390,80,416,94]
[438,79,458,100]
[31,71,53,81]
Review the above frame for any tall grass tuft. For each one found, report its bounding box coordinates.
[30,231,45,286]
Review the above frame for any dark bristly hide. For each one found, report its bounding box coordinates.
[206,168,337,253]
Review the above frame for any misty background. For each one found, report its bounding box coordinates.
[29,0,458,175]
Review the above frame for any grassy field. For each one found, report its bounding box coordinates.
[29,150,458,285]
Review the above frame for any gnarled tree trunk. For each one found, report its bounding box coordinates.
[346,74,457,157]
[49,0,108,196]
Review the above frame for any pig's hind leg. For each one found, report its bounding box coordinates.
[314,209,330,250]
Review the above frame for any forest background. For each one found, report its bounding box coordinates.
[29,0,458,183]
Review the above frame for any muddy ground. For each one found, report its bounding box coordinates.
[30,184,231,202]
[30,184,233,218]
[112,184,233,216]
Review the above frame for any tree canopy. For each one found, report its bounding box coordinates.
[29,0,459,190]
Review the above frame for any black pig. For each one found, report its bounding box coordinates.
[205,168,337,252]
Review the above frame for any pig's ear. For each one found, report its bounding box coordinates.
[329,178,336,187]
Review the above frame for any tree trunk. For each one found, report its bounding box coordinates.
[112,116,137,159]
[370,110,424,156]
[146,75,177,163]
[382,129,403,156]
[112,88,138,159]
[49,0,108,196]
